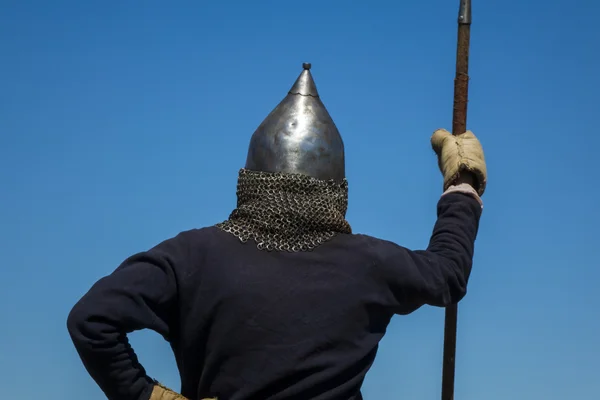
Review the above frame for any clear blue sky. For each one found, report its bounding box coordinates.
[1,0,597,399]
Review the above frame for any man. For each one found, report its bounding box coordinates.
[67,63,487,400]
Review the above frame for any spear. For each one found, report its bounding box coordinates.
[441,1,472,400]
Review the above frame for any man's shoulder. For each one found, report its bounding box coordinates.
[344,232,399,247]
[144,226,223,255]
[166,225,228,248]
[151,226,228,269]
[174,225,220,239]
[336,232,406,258]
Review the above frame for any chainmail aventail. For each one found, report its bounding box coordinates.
[215,169,352,252]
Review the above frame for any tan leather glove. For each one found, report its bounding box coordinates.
[431,128,487,196]
[150,383,217,400]
[149,384,189,400]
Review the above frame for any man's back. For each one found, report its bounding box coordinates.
[175,227,393,400]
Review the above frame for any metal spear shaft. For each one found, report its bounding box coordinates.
[441,1,472,400]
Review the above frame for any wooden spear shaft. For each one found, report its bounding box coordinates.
[441,1,472,400]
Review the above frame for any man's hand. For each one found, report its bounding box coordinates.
[431,129,487,196]
[150,384,189,400]
[150,383,218,400]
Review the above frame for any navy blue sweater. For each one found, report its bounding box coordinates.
[67,192,482,400]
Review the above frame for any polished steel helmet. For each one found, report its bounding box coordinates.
[244,63,345,182]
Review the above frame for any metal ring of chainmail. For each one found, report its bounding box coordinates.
[215,168,352,252]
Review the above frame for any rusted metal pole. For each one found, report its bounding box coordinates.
[441,1,472,400]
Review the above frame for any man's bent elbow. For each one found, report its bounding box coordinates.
[432,258,470,307]
[66,299,89,345]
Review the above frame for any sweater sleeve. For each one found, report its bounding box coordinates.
[67,232,191,400]
[377,191,483,314]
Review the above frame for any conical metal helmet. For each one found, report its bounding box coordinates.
[245,63,345,182]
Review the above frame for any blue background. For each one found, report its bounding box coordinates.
[1,0,597,399]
